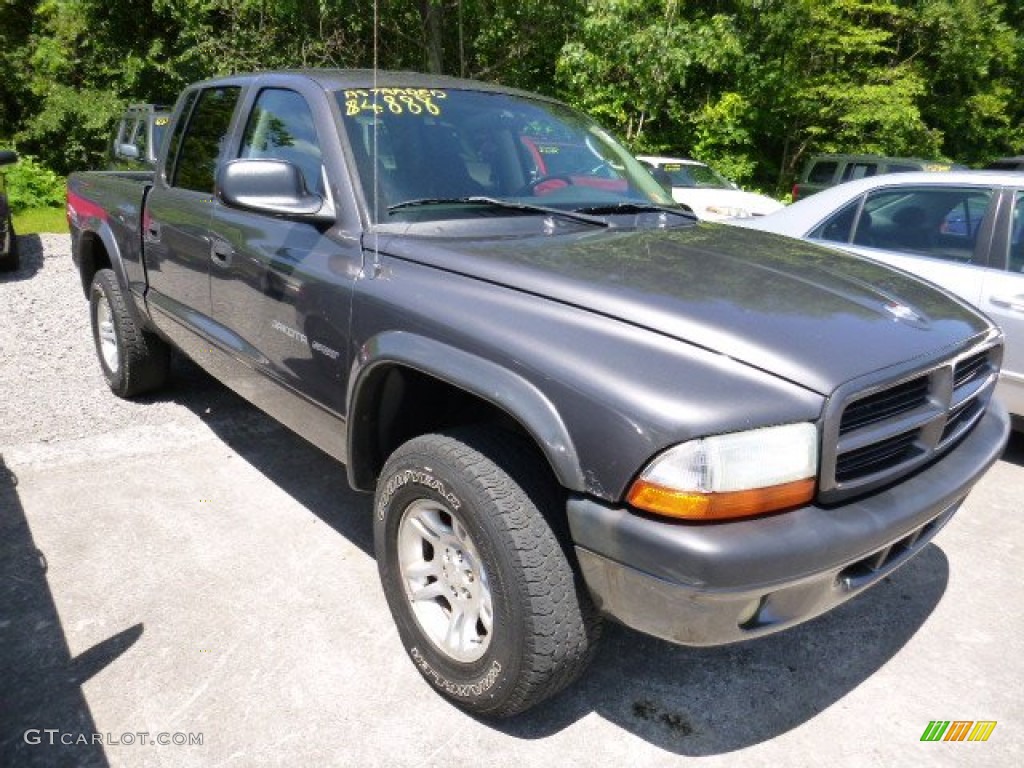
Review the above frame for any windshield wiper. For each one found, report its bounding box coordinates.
[574,202,696,219]
[387,196,609,228]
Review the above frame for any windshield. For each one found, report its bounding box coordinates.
[336,87,676,224]
[658,161,733,190]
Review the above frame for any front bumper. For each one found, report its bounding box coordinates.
[568,401,1009,646]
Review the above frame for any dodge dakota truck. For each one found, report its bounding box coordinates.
[67,70,1010,717]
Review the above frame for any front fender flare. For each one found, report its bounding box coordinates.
[346,330,584,493]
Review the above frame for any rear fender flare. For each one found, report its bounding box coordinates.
[74,222,150,330]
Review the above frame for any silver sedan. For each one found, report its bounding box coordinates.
[733,170,1024,425]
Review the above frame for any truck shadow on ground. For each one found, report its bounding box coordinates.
[156,355,949,756]
[0,235,45,283]
[0,454,142,768]
[155,354,374,556]
[503,546,947,754]
[1000,429,1024,467]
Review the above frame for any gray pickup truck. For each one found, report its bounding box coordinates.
[67,70,1009,717]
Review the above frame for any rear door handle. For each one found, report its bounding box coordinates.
[989,294,1024,313]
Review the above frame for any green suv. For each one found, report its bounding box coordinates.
[792,153,960,201]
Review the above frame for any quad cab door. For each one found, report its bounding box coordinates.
[145,85,242,361]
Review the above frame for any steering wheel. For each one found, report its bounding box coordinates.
[517,174,575,196]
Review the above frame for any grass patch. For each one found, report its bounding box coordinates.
[13,206,68,235]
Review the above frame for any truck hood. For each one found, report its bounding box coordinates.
[379,222,992,395]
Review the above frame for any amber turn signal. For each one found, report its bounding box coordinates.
[627,477,816,521]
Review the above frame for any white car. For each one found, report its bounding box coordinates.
[637,155,784,221]
[733,170,1024,425]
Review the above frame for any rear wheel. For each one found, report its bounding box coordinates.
[89,268,170,397]
[374,427,600,717]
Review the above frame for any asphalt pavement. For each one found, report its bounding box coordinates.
[1,235,1022,767]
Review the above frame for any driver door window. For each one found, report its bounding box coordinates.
[239,88,324,196]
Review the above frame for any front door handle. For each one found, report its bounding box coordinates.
[989,294,1024,313]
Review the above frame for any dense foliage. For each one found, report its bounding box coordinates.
[1,0,1022,202]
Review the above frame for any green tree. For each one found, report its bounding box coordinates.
[906,0,1022,164]
[0,1,38,142]
[16,0,187,173]
[557,1,743,150]
[3,0,1022,190]
[741,0,943,189]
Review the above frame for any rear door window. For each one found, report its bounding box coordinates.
[171,86,241,192]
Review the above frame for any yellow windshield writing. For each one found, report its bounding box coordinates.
[344,88,448,117]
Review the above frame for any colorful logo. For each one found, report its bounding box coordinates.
[920,721,997,742]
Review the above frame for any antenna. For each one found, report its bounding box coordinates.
[372,0,380,252]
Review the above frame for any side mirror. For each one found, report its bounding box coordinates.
[0,150,17,166]
[217,159,334,223]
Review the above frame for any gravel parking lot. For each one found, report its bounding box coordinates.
[2,234,1022,767]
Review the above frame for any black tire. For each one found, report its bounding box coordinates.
[89,268,170,397]
[0,215,17,272]
[374,427,601,717]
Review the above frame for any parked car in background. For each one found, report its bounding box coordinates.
[792,154,962,201]
[110,103,171,170]
[734,170,1024,426]
[986,156,1024,171]
[636,155,784,221]
[1,149,18,272]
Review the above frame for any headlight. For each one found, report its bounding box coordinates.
[626,423,818,520]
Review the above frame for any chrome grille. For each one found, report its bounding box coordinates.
[819,338,1001,503]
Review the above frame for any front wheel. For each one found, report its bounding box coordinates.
[89,268,170,397]
[374,428,600,717]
